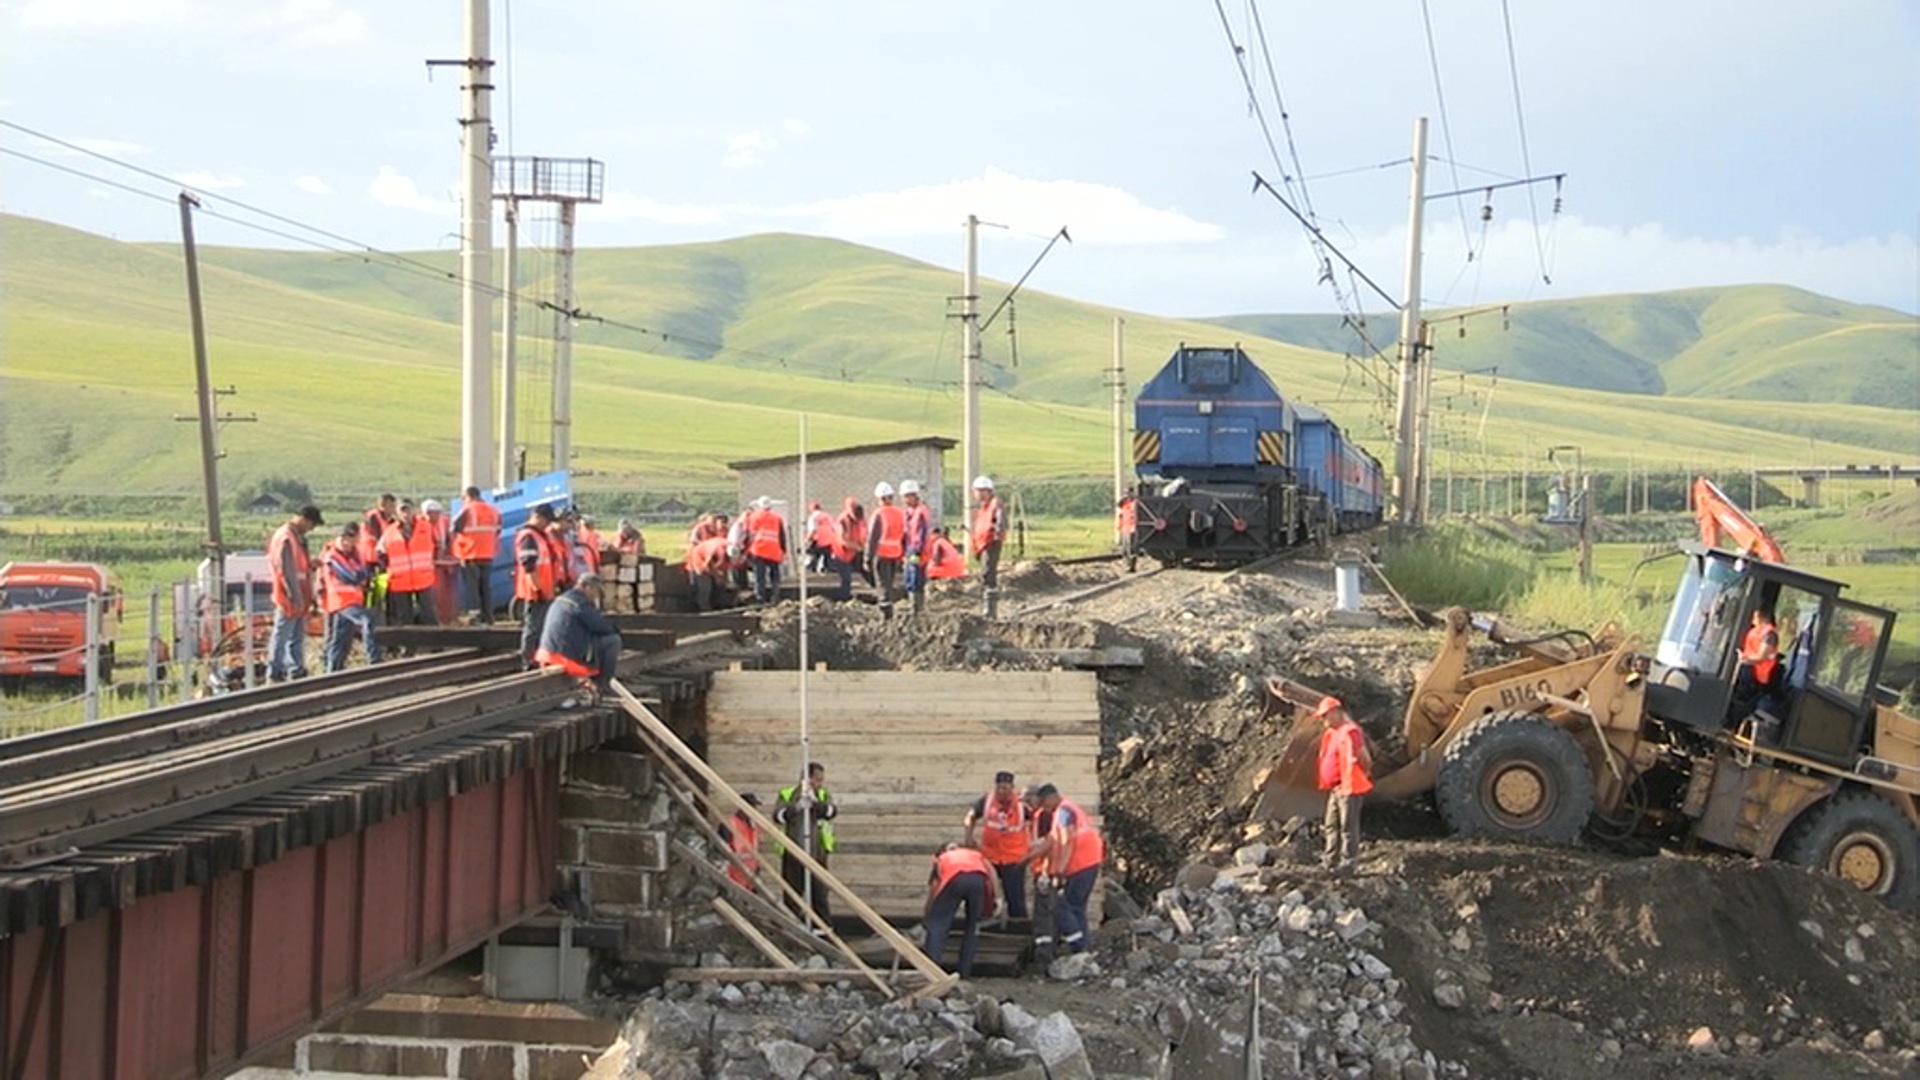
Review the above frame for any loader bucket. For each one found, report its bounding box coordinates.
[1250,716,1329,822]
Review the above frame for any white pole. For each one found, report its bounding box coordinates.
[83,591,101,723]
[146,587,161,710]
[1391,117,1430,526]
[1111,317,1126,536]
[796,413,813,926]
[961,214,982,496]
[498,197,519,486]
[457,0,495,493]
[552,201,578,474]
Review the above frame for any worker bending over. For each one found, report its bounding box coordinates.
[924,843,997,978]
[1036,784,1104,956]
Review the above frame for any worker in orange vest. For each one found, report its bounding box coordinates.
[923,844,998,978]
[866,483,906,619]
[451,485,502,624]
[1116,494,1140,574]
[1036,784,1104,956]
[378,500,439,629]
[1314,696,1373,872]
[969,476,1006,616]
[359,493,397,569]
[804,501,837,573]
[926,529,967,581]
[513,504,564,666]
[899,480,933,615]
[684,535,733,612]
[319,521,379,672]
[576,515,605,571]
[836,498,872,589]
[1737,608,1780,697]
[963,770,1029,920]
[420,498,458,626]
[718,793,763,890]
[613,518,646,557]
[1022,787,1061,961]
[744,497,788,604]
[267,504,324,681]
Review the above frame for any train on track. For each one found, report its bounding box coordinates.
[1131,344,1384,566]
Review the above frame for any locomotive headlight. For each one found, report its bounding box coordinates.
[1197,401,1214,415]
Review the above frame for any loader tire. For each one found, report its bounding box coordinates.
[1778,790,1920,910]
[1436,710,1594,845]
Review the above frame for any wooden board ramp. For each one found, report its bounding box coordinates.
[705,670,1103,920]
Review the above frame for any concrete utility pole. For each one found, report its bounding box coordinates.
[553,201,578,473]
[498,198,519,486]
[179,193,224,602]
[961,214,983,492]
[1391,117,1430,527]
[456,0,494,493]
[1110,317,1127,525]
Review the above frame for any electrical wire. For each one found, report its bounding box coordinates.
[1418,0,1475,262]
[1500,0,1553,283]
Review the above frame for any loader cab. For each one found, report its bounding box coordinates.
[1648,547,1894,768]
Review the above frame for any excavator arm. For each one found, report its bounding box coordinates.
[1693,476,1786,564]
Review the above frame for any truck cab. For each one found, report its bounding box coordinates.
[0,561,120,684]
[1649,546,1895,770]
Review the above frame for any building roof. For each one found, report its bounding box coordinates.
[728,436,958,472]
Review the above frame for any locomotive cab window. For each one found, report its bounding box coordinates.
[1182,349,1238,390]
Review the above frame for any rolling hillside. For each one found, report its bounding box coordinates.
[1,213,1914,500]
[1203,285,1920,407]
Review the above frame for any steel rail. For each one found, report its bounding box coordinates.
[0,668,578,867]
[0,651,521,787]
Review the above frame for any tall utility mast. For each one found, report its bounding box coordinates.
[455,0,494,493]
[960,215,983,490]
[492,156,604,479]
[1109,317,1127,520]
[1390,117,1429,527]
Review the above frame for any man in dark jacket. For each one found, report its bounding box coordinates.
[534,572,623,697]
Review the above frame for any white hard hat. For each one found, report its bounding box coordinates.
[972,475,994,490]
[421,498,444,513]
[899,479,922,496]
[874,482,895,499]
[753,496,771,510]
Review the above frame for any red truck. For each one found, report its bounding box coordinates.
[0,561,120,685]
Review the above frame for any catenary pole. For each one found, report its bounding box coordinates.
[1111,317,1126,530]
[457,0,495,492]
[179,193,225,661]
[498,197,519,486]
[552,201,578,473]
[1391,117,1430,526]
[961,215,982,496]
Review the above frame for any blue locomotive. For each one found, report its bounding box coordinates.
[1130,345,1383,565]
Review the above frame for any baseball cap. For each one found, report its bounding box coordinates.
[994,770,1015,784]
[297,504,325,525]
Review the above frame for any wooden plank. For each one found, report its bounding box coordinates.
[710,897,818,996]
[614,685,957,997]
[666,967,933,985]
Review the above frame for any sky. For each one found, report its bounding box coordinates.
[1,0,1916,319]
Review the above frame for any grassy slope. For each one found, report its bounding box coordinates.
[2,213,1914,498]
[1205,285,1919,407]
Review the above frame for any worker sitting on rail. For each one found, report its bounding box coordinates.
[923,843,997,979]
[534,572,623,700]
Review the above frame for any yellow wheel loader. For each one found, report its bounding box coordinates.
[1255,544,1920,908]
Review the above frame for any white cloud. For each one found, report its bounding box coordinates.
[587,192,728,227]
[782,118,812,138]
[172,169,246,192]
[14,0,203,30]
[367,166,454,215]
[783,168,1223,246]
[293,174,331,196]
[45,137,148,159]
[723,129,779,169]
[279,0,365,48]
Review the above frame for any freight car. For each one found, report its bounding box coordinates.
[1130,345,1383,566]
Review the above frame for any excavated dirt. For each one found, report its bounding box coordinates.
[693,552,1920,1078]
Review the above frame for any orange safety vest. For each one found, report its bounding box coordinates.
[1117,497,1137,535]
[726,812,761,888]
[685,536,731,576]
[577,524,603,561]
[927,534,967,579]
[1742,621,1779,685]
[319,539,366,614]
[808,510,837,550]
[359,509,394,565]
[1027,804,1053,875]
[380,520,437,594]
[268,522,314,615]
[513,525,559,602]
[903,503,932,555]
[871,504,906,560]
[451,500,502,562]
[747,509,784,562]
[1317,723,1374,796]
[974,791,1029,866]
[1054,798,1105,877]
[971,495,1004,556]
[837,503,866,562]
[932,847,997,909]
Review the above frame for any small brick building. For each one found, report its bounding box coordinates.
[729,437,957,525]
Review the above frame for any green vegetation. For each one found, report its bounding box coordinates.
[3,213,1914,507]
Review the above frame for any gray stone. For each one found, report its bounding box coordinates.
[1117,735,1149,776]
[1598,1038,1622,1060]
[1355,952,1393,981]
[1155,996,1193,1043]
[1402,1060,1436,1080]
[1279,903,1316,934]
[1864,1029,1887,1052]
[1334,909,1372,941]
[1234,843,1272,867]
[915,1035,966,1069]
[973,996,1004,1038]
[1018,1012,1094,1080]
[999,1002,1040,1044]
[1048,952,1103,981]
[984,1063,1049,1080]
[1686,1026,1719,1055]
[1431,983,1466,1010]
[761,1039,814,1080]
[1844,936,1867,964]
[857,1041,906,1075]
[1176,862,1220,890]
[716,984,746,1006]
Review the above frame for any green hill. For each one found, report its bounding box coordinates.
[1,213,1914,501]
[1203,285,1920,407]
